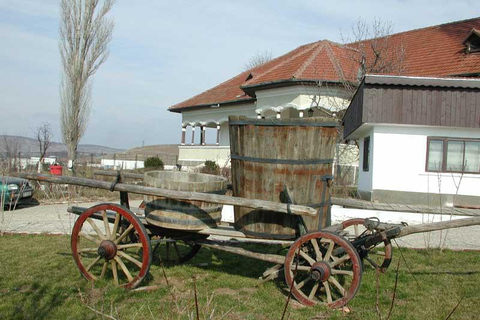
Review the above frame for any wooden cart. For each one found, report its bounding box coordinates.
[15,172,480,309]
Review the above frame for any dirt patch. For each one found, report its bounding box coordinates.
[213,287,240,296]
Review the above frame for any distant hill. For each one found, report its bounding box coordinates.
[124,144,179,156]
[0,135,124,156]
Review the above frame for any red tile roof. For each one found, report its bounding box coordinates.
[169,17,480,112]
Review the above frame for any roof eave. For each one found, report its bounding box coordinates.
[241,78,352,97]
[168,97,256,113]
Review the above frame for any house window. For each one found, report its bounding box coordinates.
[363,136,370,172]
[426,137,480,174]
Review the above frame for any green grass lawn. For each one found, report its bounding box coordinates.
[0,234,479,320]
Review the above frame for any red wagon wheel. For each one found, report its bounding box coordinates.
[71,203,152,289]
[284,231,362,308]
[339,218,392,273]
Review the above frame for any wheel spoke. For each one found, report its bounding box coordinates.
[111,213,121,241]
[86,256,101,273]
[173,242,181,258]
[117,243,143,249]
[117,251,143,268]
[111,260,119,286]
[330,254,351,268]
[298,250,316,265]
[295,265,311,272]
[323,281,333,303]
[309,283,320,300]
[79,232,101,245]
[354,224,359,237]
[324,240,334,262]
[331,269,353,276]
[114,224,134,244]
[296,277,311,290]
[328,277,346,297]
[87,218,106,240]
[78,247,99,253]
[365,256,380,269]
[310,239,322,261]
[102,211,111,239]
[114,256,134,282]
[100,262,108,278]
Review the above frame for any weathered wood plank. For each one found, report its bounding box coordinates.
[331,197,480,217]
[14,173,318,217]
[94,170,144,179]
[196,239,286,265]
[397,217,480,238]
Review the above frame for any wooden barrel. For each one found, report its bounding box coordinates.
[229,116,339,240]
[144,171,228,231]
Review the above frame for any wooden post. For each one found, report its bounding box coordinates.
[216,123,220,146]
[181,125,186,146]
[191,125,195,145]
[201,126,205,146]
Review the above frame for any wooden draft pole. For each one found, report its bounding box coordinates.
[14,173,318,217]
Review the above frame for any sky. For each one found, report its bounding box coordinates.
[0,0,479,149]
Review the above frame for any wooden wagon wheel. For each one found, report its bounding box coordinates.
[71,203,152,289]
[151,237,202,265]
[284,231,363,308]
[339,218,392,273]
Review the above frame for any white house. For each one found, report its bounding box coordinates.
[343,75,480,206]
[169,18,480,172]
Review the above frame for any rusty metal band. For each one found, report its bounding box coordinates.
[229,119,339,127]
[146,214,221,226]
[230,154,334,165]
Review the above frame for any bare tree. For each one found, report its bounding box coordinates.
[59,0,115,175]
[243,50,273,70]
[35,122,53,173]
[342,17,405,83]
[1,136,21,173]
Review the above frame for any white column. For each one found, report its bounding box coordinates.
[191,125,195,145]
[181,125,186,145]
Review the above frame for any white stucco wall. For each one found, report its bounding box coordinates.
[255,86,350,115]
[358,124,480,198]
[358,130,374,193]
[178,146,230,166]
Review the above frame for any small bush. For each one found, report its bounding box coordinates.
[144,157,164,170]
[200,160,219,175]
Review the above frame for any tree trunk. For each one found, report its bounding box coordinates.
[68,144,77,176]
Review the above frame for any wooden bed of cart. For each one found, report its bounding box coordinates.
[15,172,480,309]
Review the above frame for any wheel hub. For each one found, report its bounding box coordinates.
[98,240,117,260]
[310,261,331,282]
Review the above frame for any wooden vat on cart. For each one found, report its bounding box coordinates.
[229,116,338,239]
